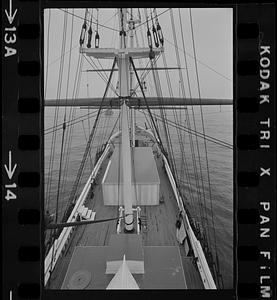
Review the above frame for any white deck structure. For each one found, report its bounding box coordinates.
[102,147,160,206]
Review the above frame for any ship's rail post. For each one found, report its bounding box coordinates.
[44,132,121,285]
[138,125,217,289]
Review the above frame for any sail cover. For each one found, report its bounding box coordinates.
[106,255,139,289]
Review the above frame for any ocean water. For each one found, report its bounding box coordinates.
[44,105,233,288]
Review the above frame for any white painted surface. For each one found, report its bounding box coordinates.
[44,135,115,285]
[106,255,140,289]
[102,147,160,206]
[138,126,217,289]
[103,183,159,206]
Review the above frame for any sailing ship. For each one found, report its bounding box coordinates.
[44,8,232,289]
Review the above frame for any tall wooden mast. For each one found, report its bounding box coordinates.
[118,8,133,232]
[80,8,163,232]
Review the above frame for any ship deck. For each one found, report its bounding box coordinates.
[47,133,204,289]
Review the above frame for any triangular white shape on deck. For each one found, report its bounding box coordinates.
[106,254,139,289]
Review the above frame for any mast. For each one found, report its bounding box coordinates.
[130,16,135,148]
[79,8,163,232]
[128,9,139,147]
[118,8,133,232]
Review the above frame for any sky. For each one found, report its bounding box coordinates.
[44,7,233,101]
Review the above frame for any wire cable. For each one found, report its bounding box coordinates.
[59,8,119,32]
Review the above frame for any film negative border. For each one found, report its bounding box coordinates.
[1,2,276,300]
[237,4,275,300]
[2,0,42,299]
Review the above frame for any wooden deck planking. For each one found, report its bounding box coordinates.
[140,155,180,246]
[47,138,204,289]
[180,256,205,289]
[47,159,118,289]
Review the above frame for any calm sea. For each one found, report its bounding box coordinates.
[45,105,233,288]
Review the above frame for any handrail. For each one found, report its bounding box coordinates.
[162,154,216,289]
[139,125,216,289]
[44,131,121,285]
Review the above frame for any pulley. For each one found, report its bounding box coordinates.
[153,8,164,46]
[143,81,147,91]
[119,29,127,37]
[147,28,155,59]
[151,12,159,48]
[152,24,159,47]
[95,8,100,48]
[149,48,155,60]
[95,32,100,48]
[147,28,152,49]
[79,21,87,46]
[156,23,164,46]
[79,9,88,46]
[87,9,93,48]
[87,26,92,48]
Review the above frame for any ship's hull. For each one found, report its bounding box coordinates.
[45,127,211,289]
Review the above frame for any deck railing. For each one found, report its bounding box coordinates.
[161,152,217,289]
[44,141,113,285]
[138,125,217,289]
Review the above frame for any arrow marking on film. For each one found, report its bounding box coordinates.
[5,0,17,24]
[4,151,17,180]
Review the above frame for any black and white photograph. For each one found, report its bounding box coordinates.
[44,7,233,290]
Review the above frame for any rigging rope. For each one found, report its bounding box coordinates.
[47,44,79,68]
[130,8,171,33]
[177,9,209,234]
[56,16,84,207]
[45,109,101,135]
[95,8,100,48]
[59,8,119,32]
[47,11,69,280]
[45,7,227,288]
[60,53,84,208]
[96,58,116,89]
[151,11,159,48]
[147,111,232,149]
[107,111,121,142]
[139,110,197,218]
[157,11,204,230]
[86,68,92,170]
[101,107,113,148]
[46,214,133,230]
[79,9,88,46]
[131,53,161,95]
[153,8,164,46]
[189,8,223,288]
[81,120,93,167]
[64,8,75,118]
[161,52,183,186]
[164,36,232,82]
[87,9,93,48]
[66,57,117,210]
[170,9,212,250]
[46,10,68,211]
[149,58,177,180]
[84,55,118,96]
[129,57,166,156]
[145,9,153,50]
